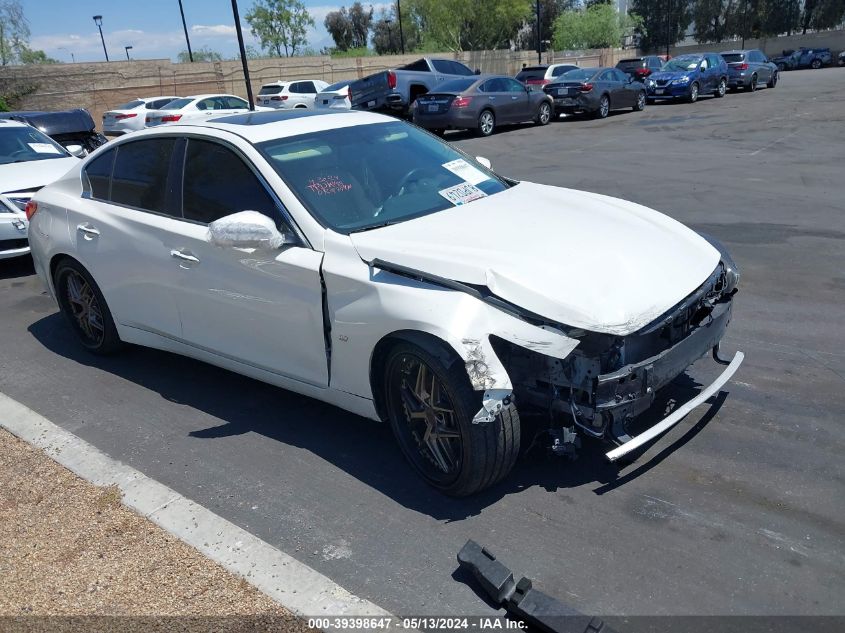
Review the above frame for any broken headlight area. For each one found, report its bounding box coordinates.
[492,262,737,453]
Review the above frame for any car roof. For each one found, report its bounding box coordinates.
[721,50,755,54]
[183,94,244,101]
[135,109,395,144]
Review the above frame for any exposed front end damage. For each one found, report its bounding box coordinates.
[491,261,743,460]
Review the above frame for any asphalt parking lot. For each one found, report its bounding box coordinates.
[1,67,843,618]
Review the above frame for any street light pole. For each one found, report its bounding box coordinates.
[396,0,405,55]
[178,0,194,62]
[741,0,748,48]
[230,0,255,111]
[125,45,133,60]
[535,0,541,65]
[93,15,109,61]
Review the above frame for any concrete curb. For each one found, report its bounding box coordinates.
[0,391,392,619]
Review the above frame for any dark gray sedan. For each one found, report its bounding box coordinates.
[543,67,647,119]
[721,50,779,91]
[411,75,553,137]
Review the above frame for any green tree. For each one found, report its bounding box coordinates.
[0,0,29,66]
[178,46,222,62]
[693,0,737,42]
[17,46,58,64]
[372,2,420,54]
[804,0,845,32]
[630,0,693,53]
[324,7,354,51]
[406,0,532,52]
[553,5,640,50]
[245,0,314,57]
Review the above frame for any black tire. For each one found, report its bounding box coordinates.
[477,109,495,137]
[811,58,821,69]
[383,342,520,496]
[715,77,727,97]
[633,91,646,111]
[535,101,552,125]
[593,94,610,119]
[749,74,758,91]
[54,259,122,355]
[687,82,699,103]
[767,71,778,88]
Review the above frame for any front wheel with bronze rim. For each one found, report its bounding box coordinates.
[54,259,122,354]
[383,341,520,496]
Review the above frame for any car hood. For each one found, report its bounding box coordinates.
[0,156,80,194]
[350,182,720,336]
[649,70,694,82]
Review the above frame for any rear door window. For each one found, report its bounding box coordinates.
[110,138,178,214]
[84,148,116,200]
[182,139,279,225]
[400,59,429,72]
[301,81,316,93]
[432,60,453,74]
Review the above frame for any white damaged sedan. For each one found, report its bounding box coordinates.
[28,110,743,495]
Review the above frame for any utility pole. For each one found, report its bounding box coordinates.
[397,0,405,55]
[741,0,748,48]
[231,0,255,110]
[93,15,109,61]
[535,0,541,65]
[124,45,133,60]
[178,0,194,62]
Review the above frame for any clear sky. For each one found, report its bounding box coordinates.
[23,0,390,62]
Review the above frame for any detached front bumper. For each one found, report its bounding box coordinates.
[593,296,743,461]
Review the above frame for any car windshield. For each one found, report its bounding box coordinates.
[722,54,745,63]
[162,98,193,110]
[322,81,350,92]
[115,99,144,110]
[256,121,509,234]
[662,57,701,71]
[0,126,70,164]
[560,68,597,82]
[433,78,476,93]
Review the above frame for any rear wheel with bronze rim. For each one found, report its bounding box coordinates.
[384,341,520,496]
[54,259,122,354]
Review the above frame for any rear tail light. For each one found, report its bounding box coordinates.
[387,70,397,89]
[451,96,472,108]
[527,79,550,85]
[160,114,182,122]
[270,95,288,101]
[579,83,594,93]
[24,200,37,221]
[635,68,651,77]
[115,113,138,120]
[734,62,749,70]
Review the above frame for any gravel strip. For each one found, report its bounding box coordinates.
[0,428,311,631]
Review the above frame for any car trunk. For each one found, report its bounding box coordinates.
[349,71,392,109]
[413,93,459,115]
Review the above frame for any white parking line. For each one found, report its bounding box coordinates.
[0,390,392,619]
[748,130,800,156]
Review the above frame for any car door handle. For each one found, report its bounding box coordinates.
[77,223,100,238]
[511,96,518,100]
[170,249,199,263]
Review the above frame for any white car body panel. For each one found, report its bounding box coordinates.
[27,112,732,444]
[102,96,179,135]
[0,156,80,195]
[350,182,720,336]
[257,80,330,110]
[315,85,351,110]
[0,195,29,258]
[145,94,269,127]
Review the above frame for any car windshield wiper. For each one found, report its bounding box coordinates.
[352,219,404,233]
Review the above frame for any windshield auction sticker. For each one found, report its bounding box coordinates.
[439,182,488,206]
[27,143,62,154]
[442,159,489,185]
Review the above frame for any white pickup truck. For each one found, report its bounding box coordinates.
[349,57,479,116]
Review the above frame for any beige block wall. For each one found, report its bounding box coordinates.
[669,28,845,58]
[0,48,615,129]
